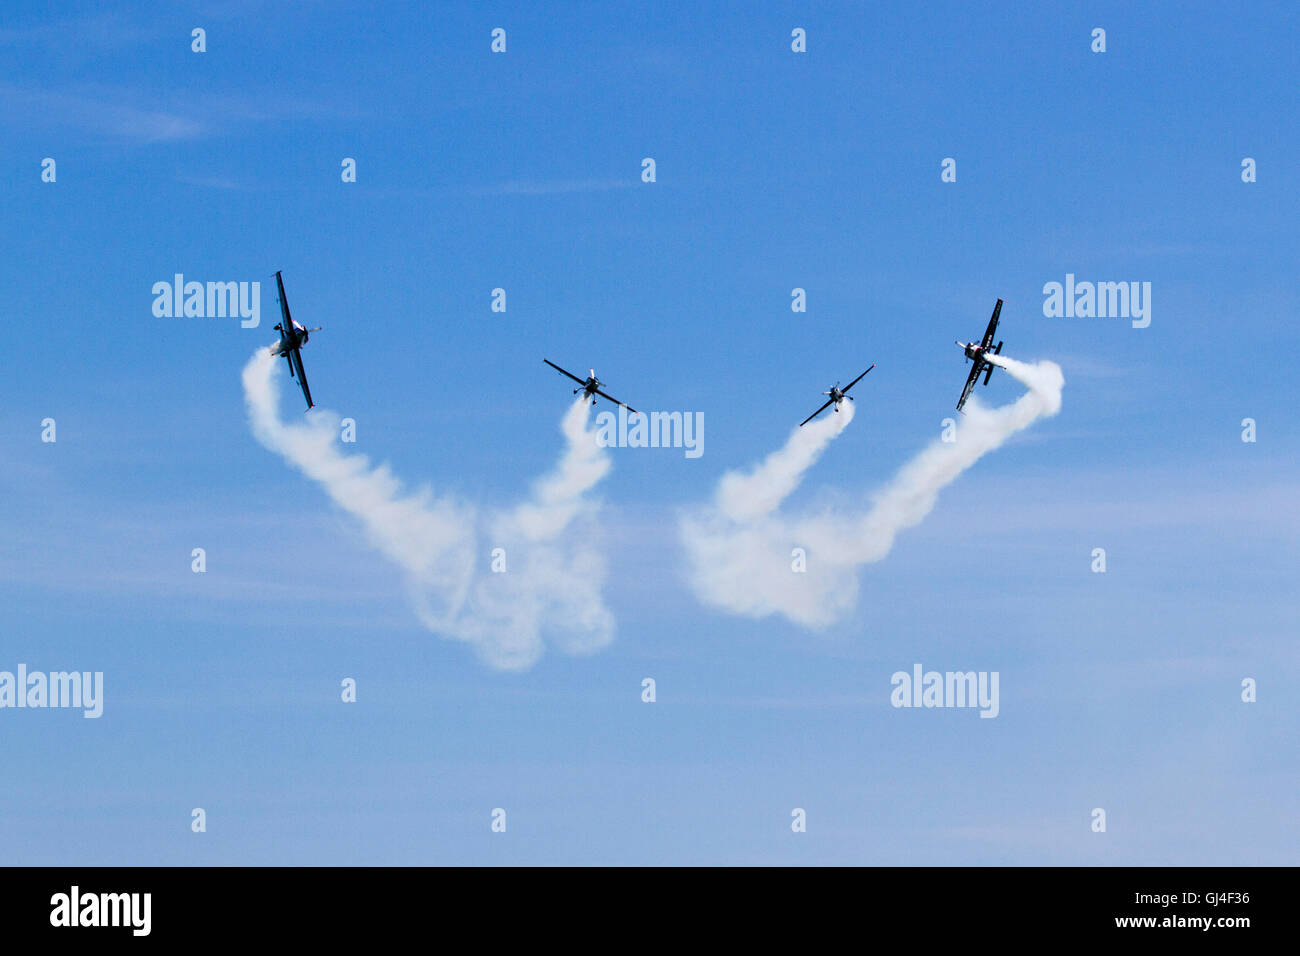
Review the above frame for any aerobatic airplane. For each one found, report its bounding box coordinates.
[270,271,322,410]
[955,298,1004,412]
[544,360,638,413]
[799,365,874,426]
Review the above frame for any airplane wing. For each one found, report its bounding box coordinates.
[292,349,314,409]
[544,359,588,388]
[841,364,875,395]
[956,361,982,412]
[981,299,1003,349]
[274,271,294,329]
[799,397,836,427]
[593,387,637,414]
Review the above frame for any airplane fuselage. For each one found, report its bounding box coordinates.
[272,321,310,356]
[803,385,849,418]
[578,369,602,400]
[958,341,988,362]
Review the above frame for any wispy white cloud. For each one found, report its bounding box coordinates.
[474,178,637,197]
[173,173,250,191]
[0,79,346,147]
[0,13,158,52]
[0,83,206,143]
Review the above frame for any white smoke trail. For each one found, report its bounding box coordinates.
[242,348,614,670]
[719,400,855,522]
[680,355,1064,627]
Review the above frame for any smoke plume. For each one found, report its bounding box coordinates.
[680,355,1064,627]
[243,348,614,670]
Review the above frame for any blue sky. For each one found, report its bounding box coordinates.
[1,1,1296,864]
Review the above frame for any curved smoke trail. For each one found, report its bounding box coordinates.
[242,348,614,670]
[680,356,1064,627]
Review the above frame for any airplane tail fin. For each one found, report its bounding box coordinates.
[994,340,1003,354]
